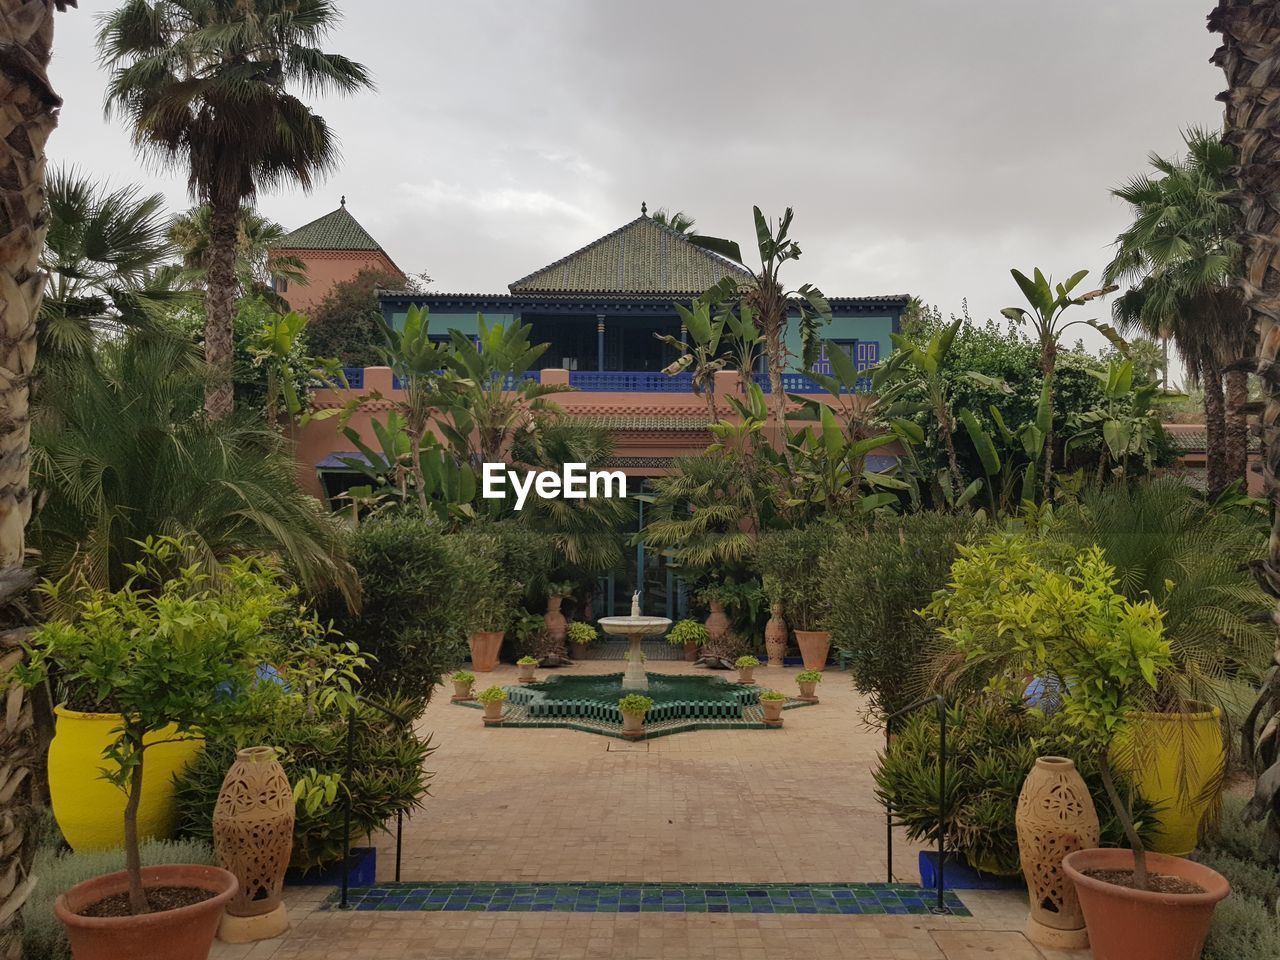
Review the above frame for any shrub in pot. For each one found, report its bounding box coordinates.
[796,670,822,702]
[517,656,539,683]
[758,524,835,670]
[759,690,786,726]
[567,621,598,659]
[925,532,1230,960]
[16,538,287,959]
[821,511,984,716]
[450,670,476,701]
[477,686,507,724]
[735,655,760,684]
[667,618,708,663]
[618,694,653,740]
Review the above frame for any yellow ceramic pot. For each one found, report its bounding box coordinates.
[48,706,204,851]
[1112,707,1226,856]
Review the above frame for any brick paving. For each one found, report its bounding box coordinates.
[211,661,1090,959]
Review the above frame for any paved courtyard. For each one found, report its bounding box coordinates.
[212,661,1090,959]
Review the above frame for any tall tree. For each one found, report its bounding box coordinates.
[98,0,373,419]
[1209,0,1280,860]
[169,202,306,304]
[1103,129,1250,496]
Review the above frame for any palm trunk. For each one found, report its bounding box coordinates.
[1211,1,1280,821]
[0,0,71,567]
[1225,367,1249,489]
[204,190,240,420]
[1203,360,1229,498]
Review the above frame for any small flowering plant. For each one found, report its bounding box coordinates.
[476,686,508,704]
[618,694,654,716]
[759,689,787,701]
[796,670,823,685]
[517,656,539,666]
[735,655,761,669]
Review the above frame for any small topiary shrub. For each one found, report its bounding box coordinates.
[476,686,508,704]
[667,618,708,647]
[735,655,760,669]
[618,694,653,715]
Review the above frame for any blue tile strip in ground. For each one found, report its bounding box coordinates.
[323,882,969,916]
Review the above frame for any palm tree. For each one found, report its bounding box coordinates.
[40,167,189,359]
[98,0,373,419]
[31,335,357,606]
[169,203,307,306]
[1103,129,1250,496]
[650,207,697,235]
[1209,0,1280,859]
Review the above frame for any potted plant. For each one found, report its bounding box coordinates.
[450,670,476,701]
[567,621,598,660]
[667,618,708,663]
[925,535,1230,960]
[468,568,523,673]
[517,655,538,683]
[760,689,786,726]
[618,694,654,740]
[761,575,788,667]
[735,655,760,684]
[16,538,278,960]
[796,670,822,702]
[476,686,507,725]
[758,526,833,670]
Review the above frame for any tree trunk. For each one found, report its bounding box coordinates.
[1040,339,1057,496]
[0,0,72,567]
[1098,753,1148,890]
[124,740,151,914]
[1211,2,1280,840]
[1203,359,1229,498]
[204,189,240,420]
[764,322,791,466]
[1225,367,1250,489]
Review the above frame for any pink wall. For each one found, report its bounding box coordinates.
[279,249,400,314]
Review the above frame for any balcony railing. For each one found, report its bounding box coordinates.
[569,371,694,392]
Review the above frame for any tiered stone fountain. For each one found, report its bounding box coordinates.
[597,592,672,691]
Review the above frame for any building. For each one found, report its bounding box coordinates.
[271,198,402,312]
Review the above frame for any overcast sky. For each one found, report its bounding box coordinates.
[49,1,1225,349]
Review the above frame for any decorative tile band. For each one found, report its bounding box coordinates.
[326,882,969,916]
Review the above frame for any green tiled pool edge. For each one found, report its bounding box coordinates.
[325,882,970,916]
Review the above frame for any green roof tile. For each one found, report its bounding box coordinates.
[276,203,383,252]
[509,216,750,295]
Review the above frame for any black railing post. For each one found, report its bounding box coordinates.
[882,694,949,915]
[395,810,404,884]
[339,705,355,909]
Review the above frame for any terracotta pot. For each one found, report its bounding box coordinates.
[797,680,819,701]
[451,680,475,701]
[544,595,568,653]
[794,630,830,671]
[761,700,785,725]
[55,864,237,960]
[468,631,504,672]
[765,605,788,666]
[482,700,504,722]
[518,664,536,683]
[213,747,293,920]
[1062,848,1228,960]
[570,642,591,660]
[737,667,755,684]
[705,601,731,646]
[682,641,699,662]
[621,711,646,739]
[1016,757,1099,948]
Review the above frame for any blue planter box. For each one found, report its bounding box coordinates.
[918,850,1023,891]
[287,846,376,887]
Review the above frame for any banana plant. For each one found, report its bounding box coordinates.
[783,400,903,517]
[957,380,1051,517]
[1000,267,1122,491]
[1066,359,1178,486]
[655,299,727,422]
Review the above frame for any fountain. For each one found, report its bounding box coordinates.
[597,592,672,691]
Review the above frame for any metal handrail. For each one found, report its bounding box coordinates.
[339,695,412,910]
[883,694,949,914]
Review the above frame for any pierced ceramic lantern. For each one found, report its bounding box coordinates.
[213,746,295,942]
[1015,756,1099,950]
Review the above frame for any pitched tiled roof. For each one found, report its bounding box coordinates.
[276,203,383,252]
[509,215,752,295]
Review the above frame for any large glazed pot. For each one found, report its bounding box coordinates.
[1112,708,1226,856]
[1015,756,1099,949]
[794,630,830,672]
[468,631,504,672]
[49,706,203,851]
[764,604,788,666]
[1061,848,1228,960]
[55,864,237,960]
[544,595,568,653]
[705,601,731,646]
[213,747,294,939]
